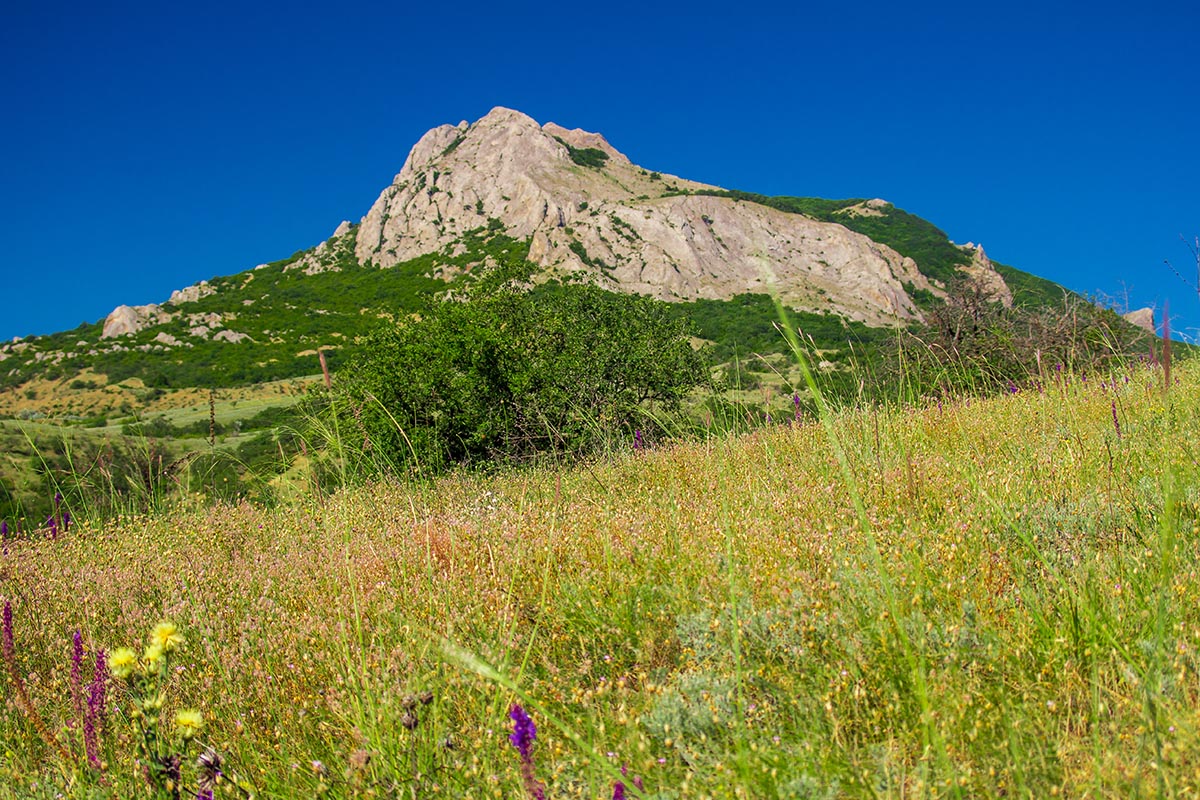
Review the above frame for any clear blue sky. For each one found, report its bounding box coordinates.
[2,1,1198,341]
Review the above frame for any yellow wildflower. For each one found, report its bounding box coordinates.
[151,621,185,652]
[108,647,138,679]
[143,643,165,667]
[175,709,204,740]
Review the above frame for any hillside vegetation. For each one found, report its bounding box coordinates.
[2,355,1197,798]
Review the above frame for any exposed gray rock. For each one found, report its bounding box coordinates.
[102,304,173,339]
[1123,307,1155,334]
[168,280,215,305]
[958,243,1013,307]
[212,330,251,344]
[345,107,950,324]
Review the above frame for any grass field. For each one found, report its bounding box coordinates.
[1,358,1198,798]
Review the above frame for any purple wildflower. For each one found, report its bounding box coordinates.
[1007,382,1018,394]
[71,630,85,725]
[196,747,222,799]
[84,649,107,769]
[54,492,62,508]
[46,515,57,539]
[613,781,626,800]
[2,602,12,667]
[62,511,70,532]
[1,521,6,538]
[1112,399,1122,440]
[633,429,644,451]
[509,704,536,759]
[509,704,544,800]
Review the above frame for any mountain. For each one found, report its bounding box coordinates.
[0,107,1071,418]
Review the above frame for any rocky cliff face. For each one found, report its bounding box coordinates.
[347,107,964,325]
[98,107,1017,338]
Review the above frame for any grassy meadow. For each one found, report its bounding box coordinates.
[2,357,1199,798]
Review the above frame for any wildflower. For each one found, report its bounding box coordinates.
[150,621,185,652]
[793,393,802,421]
[509,704,544,800]
[1007,382,1018,394]
[633,429,644,450]
[197,748,223,799]
[143,643,166,670]
[2,601,13,666]
[613,781,626,800]
[509,704,536,759]
[1112,399,1122,440]
[108,647,138,679]
[70,630,85,724]
[84,649,107,769]
[174,708,204,740]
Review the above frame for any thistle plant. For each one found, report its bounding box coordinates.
[109,621,207,799]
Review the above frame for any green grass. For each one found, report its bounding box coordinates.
[2,356,1198,797]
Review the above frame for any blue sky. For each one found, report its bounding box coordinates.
[2,1,1198,341]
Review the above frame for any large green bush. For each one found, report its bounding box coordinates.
[335,269,706,472]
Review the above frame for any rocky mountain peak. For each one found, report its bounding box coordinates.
[346,108,951,324]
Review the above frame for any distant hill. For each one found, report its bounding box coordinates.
[0,107,1076,417]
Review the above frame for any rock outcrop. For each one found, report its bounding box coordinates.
[102,304,173,339]
[168,280,215,305]
[958,243,1013,307]
[350,107,949,324]
[1123,307,1155,334]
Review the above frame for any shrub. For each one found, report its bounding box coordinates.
[336,266,706,472]
[887,279,1153,396]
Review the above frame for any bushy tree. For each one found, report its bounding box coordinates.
[335,267,706,473]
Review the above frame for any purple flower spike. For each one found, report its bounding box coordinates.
[2,601,13,666]
[46,516,58,540]
[71,630,85,724]
[84,649,107,769]
[0,521,6,538]
[613,781,626,800]
[633,429,644,451]
[1007,382,1018,394]
[509,704,536,759]
[61,511,70,532]
[1112,399,1122,440]
[509,704,544,799]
